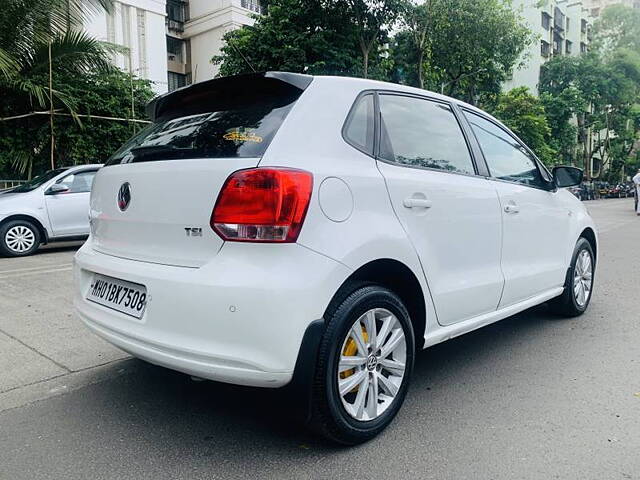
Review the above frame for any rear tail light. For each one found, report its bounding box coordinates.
[211,168,313,243]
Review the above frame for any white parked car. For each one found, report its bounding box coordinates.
[73,73,597,444]
[0,165,102,257]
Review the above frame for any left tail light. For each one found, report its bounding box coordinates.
[211,168,313,243]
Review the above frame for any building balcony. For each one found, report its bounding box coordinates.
[166,18,184,32]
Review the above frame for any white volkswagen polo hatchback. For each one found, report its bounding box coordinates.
[74,72,597,444]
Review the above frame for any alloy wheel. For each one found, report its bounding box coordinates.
[337,308,407,422]
[5,225,36,253]
[573,249,593,307]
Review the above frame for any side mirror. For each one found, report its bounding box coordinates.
[553,166,583,188]
[46,184,70,195]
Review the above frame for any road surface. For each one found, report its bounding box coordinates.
[1,198,639,480]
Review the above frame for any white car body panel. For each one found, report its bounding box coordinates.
[493,181,574,308]
[378,162,504,326]
[74,240,351,387]
[0,164,102,241]
[73,74,597,388]
[45,190,92,236]
[90,159,256,267]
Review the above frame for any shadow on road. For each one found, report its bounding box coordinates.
[63,304,560,457]
[37,241,84,254]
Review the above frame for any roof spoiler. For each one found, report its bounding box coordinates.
[146,72,314,122]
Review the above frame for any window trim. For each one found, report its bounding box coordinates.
[341,90,378,157]
[373,90,483,179]
[460,108,555,192]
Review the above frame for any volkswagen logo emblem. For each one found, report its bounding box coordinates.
[117,182,132,211]
[366,354,378,371]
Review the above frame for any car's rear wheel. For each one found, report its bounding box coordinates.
[309,284,415,445]
[549,237,594,317]
[0,220,41,257]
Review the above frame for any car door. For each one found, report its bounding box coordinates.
[463,110,571,308]
[376,93,504,326]
[45,169,97,237]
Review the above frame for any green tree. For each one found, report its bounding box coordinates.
[0,69,154,178]
[539,51,640,180]
[592,4,640,56]
[0,0,114,112]
[491,87,555,165]
[400,1,433,89]
[389,0,533,101]
[342,0,406,78]
[212,0,361,77]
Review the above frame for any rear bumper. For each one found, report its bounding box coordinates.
[74,238,349,388]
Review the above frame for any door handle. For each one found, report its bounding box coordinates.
[403,197,432,209]
[504,203,519,214]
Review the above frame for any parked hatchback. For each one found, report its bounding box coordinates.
[0,165,102,257]
[73,73,597,444]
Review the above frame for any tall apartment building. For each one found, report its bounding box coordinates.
[587,0,640,17]
[166,0,262,91]
[504,0,592,95]
[83,0,170,93]
[83,0,263,94]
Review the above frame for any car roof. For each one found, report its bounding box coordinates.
[146,71,485,119]
[313,74,477,107]
[145,71,508,140]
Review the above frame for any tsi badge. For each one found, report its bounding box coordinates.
[185,227,203,237]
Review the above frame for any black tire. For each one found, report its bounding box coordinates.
[309,284,415,445]
[0,219,41,257]
[549,237,595,317]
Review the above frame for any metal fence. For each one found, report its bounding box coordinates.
[0,179,25,191]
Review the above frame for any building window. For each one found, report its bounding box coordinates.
[566,40,572,54]
[580,42,588,54]
[168,72,187,92]
[541,40,551,58]
[166,0,187,32]
[553,32,563,55]
[566,17,570,33]
[541,12,551,30]
[167,36,184,64]
[241,0,264,14]
[554,7,565,32]
[581,19,587,33]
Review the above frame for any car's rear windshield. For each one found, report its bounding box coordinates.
[107,76,306,165]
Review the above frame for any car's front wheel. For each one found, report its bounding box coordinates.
[0,220,41,257]
[309,284,415,445]
[549,237,595,317]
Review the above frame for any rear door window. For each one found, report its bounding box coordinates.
[378,94,475,175]
[107,77,306,165]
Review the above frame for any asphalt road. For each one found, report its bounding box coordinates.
[1,198,639,480]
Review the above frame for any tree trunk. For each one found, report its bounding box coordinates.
[363,50,369,79]
[417,50,424,89]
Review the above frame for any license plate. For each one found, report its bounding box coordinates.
[86,273,147,319]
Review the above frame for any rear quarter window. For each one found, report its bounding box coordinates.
[343,94,375,155]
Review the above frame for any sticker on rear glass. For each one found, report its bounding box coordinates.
[223,128,263,143]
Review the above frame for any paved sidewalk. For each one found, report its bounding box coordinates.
[0,242,128,410]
